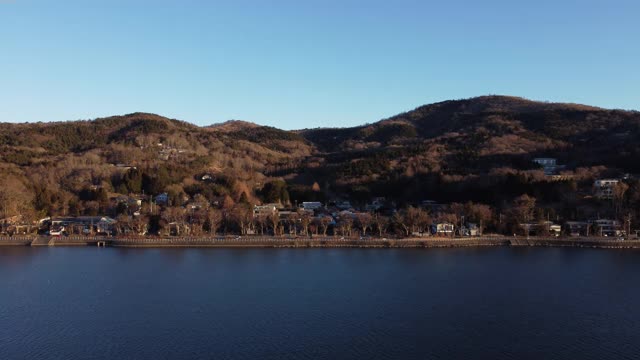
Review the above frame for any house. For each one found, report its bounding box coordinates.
[566,221,590,237]
[277,210,296,223]
[48,216,117,235]
[336,201,352,210]
[533,158,563,175]
[549,174,575,181]
[518,221,562,236]
[591,219,621,237]
[113,195,143,207]
[300,202,323,211]
[594,179,620,200]
[155,193,169,205]
[461,223,480,236]
[253,204,279,218]
[549,224,562,236]
[533,158,556,175]
[431,223,455,236]
[336,210,356,219]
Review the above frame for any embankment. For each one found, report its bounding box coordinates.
[1,236,639,249]
[108,237,510,248]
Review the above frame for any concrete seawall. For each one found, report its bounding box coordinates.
[108,237,511,248]
[0,236,33,246]
[0,236,102,247]
[508,237,640,249]
[1,236,639,249]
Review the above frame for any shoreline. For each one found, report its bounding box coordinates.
[2,236,640,249]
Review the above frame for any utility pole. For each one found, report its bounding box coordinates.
[547,211,550,235]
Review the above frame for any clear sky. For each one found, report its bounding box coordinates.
[1,0,638,129]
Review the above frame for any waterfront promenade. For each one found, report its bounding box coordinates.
[1,235,640,249]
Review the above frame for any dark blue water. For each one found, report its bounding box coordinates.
[2,247,640,359]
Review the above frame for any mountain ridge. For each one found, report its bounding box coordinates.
[0,95,639,227]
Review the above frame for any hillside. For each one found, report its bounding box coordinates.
[0,112,313,222]
[300,96,640,174]
[1,96,639,235]
[294,95,640,207]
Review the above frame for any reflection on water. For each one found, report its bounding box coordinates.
[2,247,640,360]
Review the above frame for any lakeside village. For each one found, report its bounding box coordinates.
[0,158,637,240]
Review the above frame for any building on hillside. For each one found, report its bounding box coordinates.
[113,195,143,207]
[533,158,556,175]
[336,201,352,210]
[300,202,323,211]
[253,204,279,218]
[593,179,620,200]
[532,158,565,175]
[549,174,575,182]
[155,193,169,205]
[151,193,189,206]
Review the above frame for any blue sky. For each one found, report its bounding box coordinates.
[1,0,638,129]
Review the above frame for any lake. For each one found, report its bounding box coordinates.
[2,247,640,359]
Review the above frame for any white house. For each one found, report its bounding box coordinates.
[432,223,455,236]
[593,179,620,200]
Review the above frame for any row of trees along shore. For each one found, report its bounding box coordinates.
[103,194,630,238]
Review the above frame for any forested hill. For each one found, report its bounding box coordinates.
[299,95,640,182]
[300,95,635,154]
[1,96,639,226]
[295,95,640,207]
